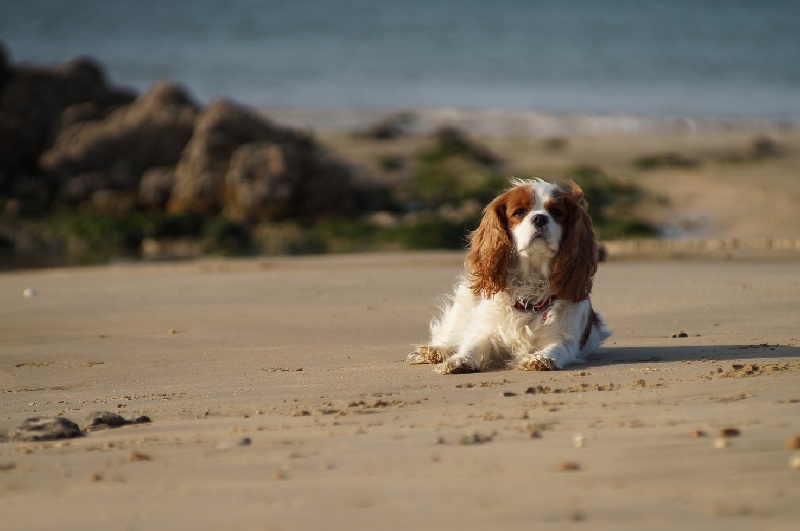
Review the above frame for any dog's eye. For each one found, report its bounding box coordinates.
[548,207,564,219]
[512,208,526,218]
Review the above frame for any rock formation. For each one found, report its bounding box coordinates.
[0,42,371,223]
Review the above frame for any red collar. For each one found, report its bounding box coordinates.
[514,294,557,312]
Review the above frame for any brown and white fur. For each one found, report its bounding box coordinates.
[408,178,610,374]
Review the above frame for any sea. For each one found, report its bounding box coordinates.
[2,0,799,132]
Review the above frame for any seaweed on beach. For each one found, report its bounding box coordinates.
[561,165,658,239]
[0,149,658,266]
[405,126,507,208]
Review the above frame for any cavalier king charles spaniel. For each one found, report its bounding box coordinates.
[409,178,610,374]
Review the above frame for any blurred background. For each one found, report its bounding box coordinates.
[3,0,798,115]
[1,0,799,267]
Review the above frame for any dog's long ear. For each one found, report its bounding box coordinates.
[466,194,512,298]
[549,180,598,303]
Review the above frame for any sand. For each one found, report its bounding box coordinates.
[2,115,800,529]
[1,249,799,530]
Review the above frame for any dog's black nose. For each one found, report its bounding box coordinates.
[532,214,548,228]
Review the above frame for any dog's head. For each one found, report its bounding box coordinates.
[466,178,598,302]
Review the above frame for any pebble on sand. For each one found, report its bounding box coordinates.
[217,437,252,449]
[81,411,151,431]
[82,411,129,431]
[6,417,82,442]
[556,461,581,472]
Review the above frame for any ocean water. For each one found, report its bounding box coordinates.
[2,0,798,119]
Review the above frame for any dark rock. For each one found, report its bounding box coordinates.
[0,48,378,229]
[82,411,128,431]
[58,172,111,204]
[217,436,252,449]
[8,173,52,213]
[751,135,782,159]
[356,111,416,139]
[434,125,503,167]
[542,137,568,152]
[223,142,304,221]
[6,417,83,442]
[223,141,362,221]
[40,80,198,191]
[0,41,9,86]
[597,244,607,262]
[634,152,702,170]
[139,166,176,211]
[0,232,14,255]
[46,101,113,146]
[169,98,313,215]
[299,151,361,217]
[0,55,135,189]
[89,189,139,216]
[0,113,38,192]
[81,411,151,431]
[58,163,142,207]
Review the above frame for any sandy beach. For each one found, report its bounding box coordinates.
[3,4,800,527]
[1,249,798,530]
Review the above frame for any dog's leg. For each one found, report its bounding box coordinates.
[436,352,480,374]
[407,345,451,365]
[514,345,564,371]
[515,301,607,371]
[409,284,479,368]
[435,334,497,374]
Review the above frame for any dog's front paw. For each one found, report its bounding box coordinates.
[436,355,479,375]
[407,352,426,364]
[407,345,448,365]
[515,355,558,372]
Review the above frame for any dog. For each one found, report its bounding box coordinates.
[408,178,609,374]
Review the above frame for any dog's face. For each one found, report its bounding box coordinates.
[466,178,598,303]
[501,179,566,258]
